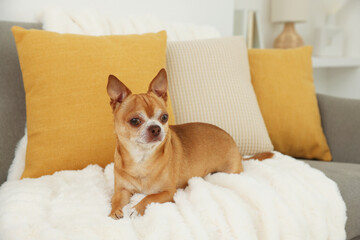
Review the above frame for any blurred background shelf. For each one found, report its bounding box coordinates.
[312,57,360,68]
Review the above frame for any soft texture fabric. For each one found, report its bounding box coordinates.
[7,131,27,181]
[317,94,360,164]
[248,47,332,161]
[39,8,221,40]
[12,26,171,179]
[9,134,360,240]
[0,21,41,184]
[0,152,346,240]
[302,159,360,239]
[166,37,273,155]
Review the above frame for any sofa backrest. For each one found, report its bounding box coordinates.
[0,21,41,184]
[317,94,360,164]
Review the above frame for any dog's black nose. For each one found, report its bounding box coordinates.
[148,125,161,137]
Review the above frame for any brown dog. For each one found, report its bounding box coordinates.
[107,68,272,219]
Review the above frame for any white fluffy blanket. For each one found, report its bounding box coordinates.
[0,152,346,240]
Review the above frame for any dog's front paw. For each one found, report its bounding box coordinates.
[134,203,146,216]
[128,207,139,218]
[109,208,123,219]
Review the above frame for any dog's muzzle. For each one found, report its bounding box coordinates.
[148,125,161,137]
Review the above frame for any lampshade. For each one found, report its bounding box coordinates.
[271,0,308,23]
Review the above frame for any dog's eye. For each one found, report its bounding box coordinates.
[129,118,141,126]
[160,114,168,123]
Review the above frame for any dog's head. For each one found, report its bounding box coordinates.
[107,69,169,151]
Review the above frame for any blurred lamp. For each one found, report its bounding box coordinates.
[271,0,308,48]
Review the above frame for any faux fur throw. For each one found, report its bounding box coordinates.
[0,152,346,239]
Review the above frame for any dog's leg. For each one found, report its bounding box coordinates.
[109,189,132,219]
[133,190,175,216]
[221,154,244,174]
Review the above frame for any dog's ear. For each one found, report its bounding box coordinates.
[107,75,132,110]
[148,68,168,102]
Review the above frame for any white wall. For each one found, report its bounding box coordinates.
[235,0,360,99]
[313,0,360,99]
[0,0,234,37]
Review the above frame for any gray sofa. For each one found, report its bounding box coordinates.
[1,21,359,239]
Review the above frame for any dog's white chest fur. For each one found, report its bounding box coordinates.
[127,142,159,163]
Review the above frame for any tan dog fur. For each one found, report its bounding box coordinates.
[107,68,272,219]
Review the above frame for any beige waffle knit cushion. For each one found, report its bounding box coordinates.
[166,36,273,155]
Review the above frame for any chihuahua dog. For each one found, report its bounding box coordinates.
[107,68,273,219]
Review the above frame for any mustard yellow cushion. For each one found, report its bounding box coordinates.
[248,46,332,161]
[12,26,174,178]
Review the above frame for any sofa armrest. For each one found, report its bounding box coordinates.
[317,94,360,164]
